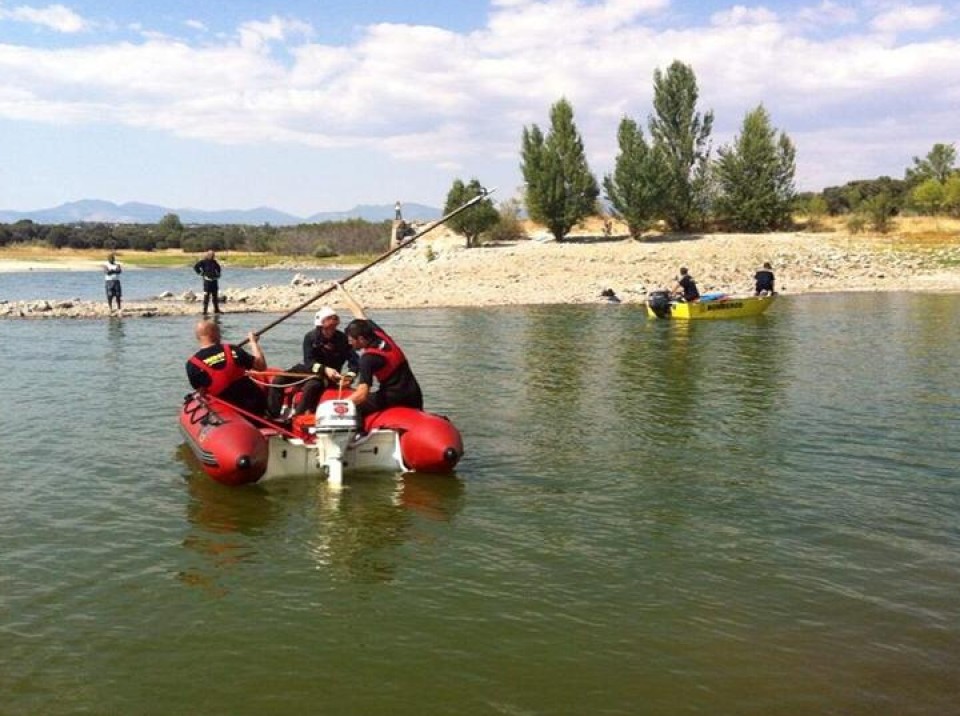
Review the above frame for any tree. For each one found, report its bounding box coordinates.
[444,178,499,248]
[906,143,957,185]
[521,98,599,241]
[714,105,796,231]
[603,117,665,239]
[944,175,960,216]
[910,178,946,215]
[158,212,184,244]
[862,192,895,234]
[649,61,714,231]
[804,195,828,231]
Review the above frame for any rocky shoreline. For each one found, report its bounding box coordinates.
[3,230,960,320]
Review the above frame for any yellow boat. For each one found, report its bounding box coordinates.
[646,291,777,320]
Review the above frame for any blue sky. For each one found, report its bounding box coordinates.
[0,0,957,215]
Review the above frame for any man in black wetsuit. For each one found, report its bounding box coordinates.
[193,250,222,315]
[755,262,776,295]
[267,305,358,419]
[672,267,700,302]
[186,320,267,416]
[337,283,423,418]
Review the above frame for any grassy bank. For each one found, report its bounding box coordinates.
[0,244,373,268]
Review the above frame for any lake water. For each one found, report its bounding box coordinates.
[1,293,958,715]
[0,266,348,303]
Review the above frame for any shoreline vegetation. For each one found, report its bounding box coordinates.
[2,216,960,320]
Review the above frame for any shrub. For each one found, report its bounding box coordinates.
[846,214,866,234]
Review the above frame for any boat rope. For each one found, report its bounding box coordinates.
[245,373,314,389]
[203,394,302,440]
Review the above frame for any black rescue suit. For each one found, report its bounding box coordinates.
[355,325,423,416]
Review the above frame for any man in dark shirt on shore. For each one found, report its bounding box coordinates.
[193,250,222,315]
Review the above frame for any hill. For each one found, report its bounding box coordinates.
[0,199,441,226]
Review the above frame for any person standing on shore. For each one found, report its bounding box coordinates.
[755,262,776,296]
[193,250,222,315]
[104,253,122,314]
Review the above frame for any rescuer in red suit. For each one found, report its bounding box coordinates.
[336,283,423,418]
[186,320,268,416]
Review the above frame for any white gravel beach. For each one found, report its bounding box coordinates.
[3,226,960,319]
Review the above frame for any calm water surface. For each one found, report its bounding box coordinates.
[1,293,958,715]
[0,266,347,302]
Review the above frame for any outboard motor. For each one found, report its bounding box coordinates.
[648,290,673,319]
[314,399,358,488]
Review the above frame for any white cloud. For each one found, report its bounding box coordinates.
[0,3,89,33]
[237,15,314,51]
[870,3,947,34]
[794,1,858,28]
[0,0,957,191]
[711,5,779,27]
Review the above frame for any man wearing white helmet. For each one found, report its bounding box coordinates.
[267,305,358,419]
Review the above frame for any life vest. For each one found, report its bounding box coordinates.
[189,343,247,396]
[363,328,407,383]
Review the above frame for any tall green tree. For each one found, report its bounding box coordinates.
[444,178,498,248]
[714,105,797,231]
[521,98,599,241]
[603,117,666,239]
[906,143,957,185]
[648,61,714,232]
[910,178,946,215]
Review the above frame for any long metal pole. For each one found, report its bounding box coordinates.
[237,188,495,346]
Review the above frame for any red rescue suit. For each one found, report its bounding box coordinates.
[189,343,247,396]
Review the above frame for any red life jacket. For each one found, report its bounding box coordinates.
[363,328,407,383]
[189,343,247,396]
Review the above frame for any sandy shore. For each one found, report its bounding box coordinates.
[0,258,106,272]
[3,228,960,319]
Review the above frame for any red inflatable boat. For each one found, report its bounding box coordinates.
[179,385,463,487]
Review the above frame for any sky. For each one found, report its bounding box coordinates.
[0,0,957,216]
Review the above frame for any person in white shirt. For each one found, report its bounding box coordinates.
[104,253,122,313]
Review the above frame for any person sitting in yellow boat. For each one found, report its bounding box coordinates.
[755,262,776,296]
[672,267,700,302]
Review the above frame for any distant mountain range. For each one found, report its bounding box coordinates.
[0,199,442,226]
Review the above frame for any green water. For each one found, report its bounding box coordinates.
[1,293,958,715]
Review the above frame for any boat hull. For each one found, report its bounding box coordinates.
[179,390,463,486]
[646,294,776,320]
[179,394,270,486]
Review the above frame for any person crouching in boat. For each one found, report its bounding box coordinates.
[186,320,268,416]
[755,262,776,296]
[336,282,423,419]
[672,267,700,302]
[266,305,357,420]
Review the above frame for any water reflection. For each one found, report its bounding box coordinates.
[104,315,126,366]
[177,443,464,590]
[297,474,465,583]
